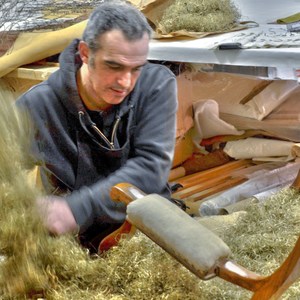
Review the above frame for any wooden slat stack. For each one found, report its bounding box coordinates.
[171,159,254,202]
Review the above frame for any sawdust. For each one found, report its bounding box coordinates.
[0,96,299,299]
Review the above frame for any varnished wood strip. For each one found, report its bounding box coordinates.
[186,177,247,202]
[172,175,233,198]
[174,159,252,186]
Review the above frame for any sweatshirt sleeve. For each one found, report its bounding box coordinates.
[65,66,178,230]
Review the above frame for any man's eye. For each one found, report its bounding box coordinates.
[108,65,120,70]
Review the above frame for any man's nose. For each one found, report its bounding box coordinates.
[117,72,131,89]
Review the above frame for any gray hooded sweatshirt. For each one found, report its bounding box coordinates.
[17,39,178,233]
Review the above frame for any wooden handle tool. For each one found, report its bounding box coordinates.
[98,183,145,253]
[102,182,300,300]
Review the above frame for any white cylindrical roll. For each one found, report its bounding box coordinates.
[126,194,231,279]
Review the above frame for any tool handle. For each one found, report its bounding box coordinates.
[99,183,144,254]
[110,182,146,205]
[218,42,242,50]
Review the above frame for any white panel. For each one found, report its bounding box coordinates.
[232,0,300,24]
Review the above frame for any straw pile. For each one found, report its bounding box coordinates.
[158,0,241,34]
[0,95,299,299]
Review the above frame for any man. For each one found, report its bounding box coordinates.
[17,1,178,252]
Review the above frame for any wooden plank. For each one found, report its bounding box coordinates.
[173,159,252,186]
[6,63,59,81]
[185,177,247,202]
[175,164,249,190]
[172,175,234,198]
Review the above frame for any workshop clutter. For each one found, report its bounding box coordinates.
[170,66,300,216]
[137,0,243,38]
[0,92,298,299]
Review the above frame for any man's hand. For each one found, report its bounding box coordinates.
[37,196,78,235]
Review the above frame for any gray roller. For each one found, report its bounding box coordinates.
[126,194,231,279]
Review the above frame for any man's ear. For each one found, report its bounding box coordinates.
[78,41,89,64]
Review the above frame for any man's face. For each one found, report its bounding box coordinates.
[79,30,149,110]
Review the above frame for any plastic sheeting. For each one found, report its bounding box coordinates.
[199,162,300,216]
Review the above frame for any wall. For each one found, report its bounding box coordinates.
[232,0,300,24]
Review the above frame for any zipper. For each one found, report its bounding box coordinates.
[79,111,121,150]
[91,123,115,149]
[110,116,121,147]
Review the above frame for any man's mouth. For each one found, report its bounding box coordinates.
[111,88,128,96]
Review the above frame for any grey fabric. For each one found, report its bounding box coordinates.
[16,39,178,232]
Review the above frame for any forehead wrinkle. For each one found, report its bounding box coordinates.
[104,58,147,69]
[98,30,149,57]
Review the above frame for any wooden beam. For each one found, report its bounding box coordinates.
[6,63,59,81]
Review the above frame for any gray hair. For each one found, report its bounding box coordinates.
[82,0,152,52]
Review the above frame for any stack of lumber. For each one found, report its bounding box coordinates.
[170,159,253,202]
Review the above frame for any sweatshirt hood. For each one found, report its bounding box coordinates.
[48,39,84,116]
